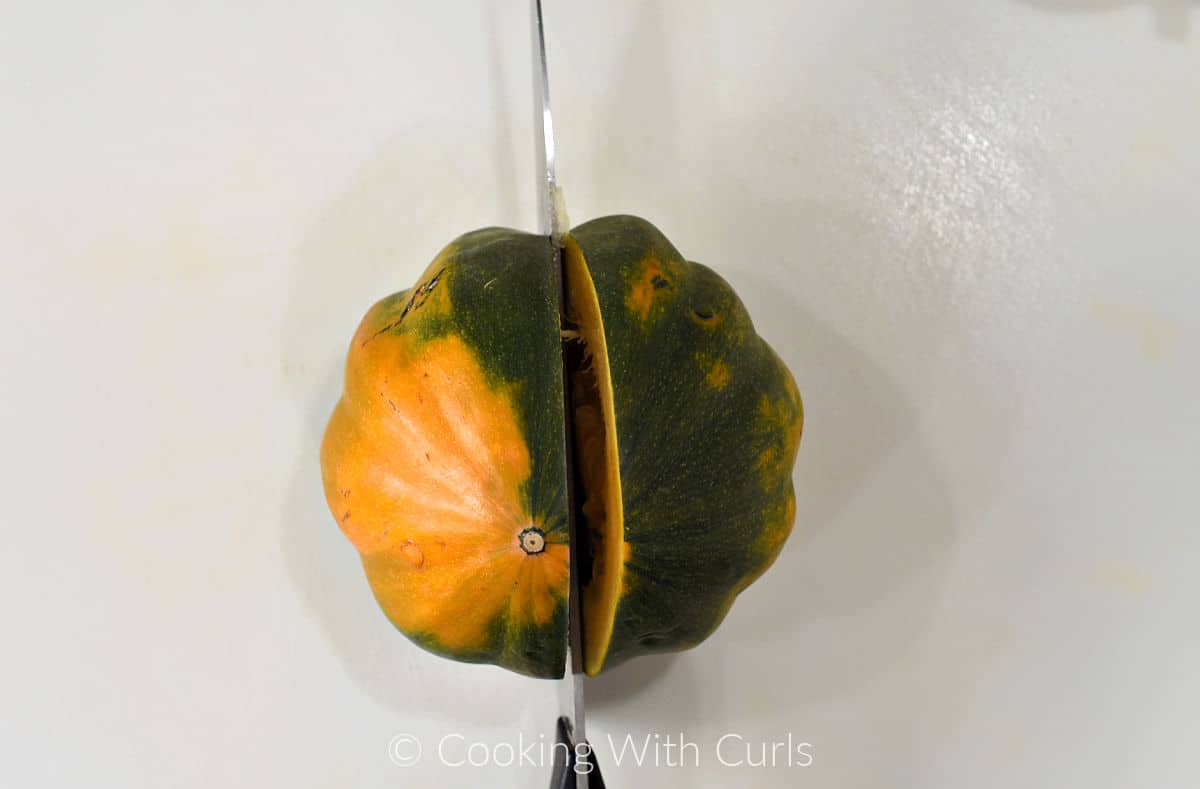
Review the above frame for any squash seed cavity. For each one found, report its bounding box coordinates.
[561,235,626,677]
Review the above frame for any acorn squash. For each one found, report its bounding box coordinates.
[320,216,802,679]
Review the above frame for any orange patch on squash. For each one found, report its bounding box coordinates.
[769,495,797,554]
[757,446,778,473]
[755,386,804,486]
[697,353,731,390]
[321,331,569,652]
[624,254,677,323]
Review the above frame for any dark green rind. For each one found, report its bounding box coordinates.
[364,228,570,679]
[570,215,802,672]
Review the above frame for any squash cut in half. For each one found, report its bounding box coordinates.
[321,216,803,678]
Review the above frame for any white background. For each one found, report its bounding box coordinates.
[3,1,1199,787]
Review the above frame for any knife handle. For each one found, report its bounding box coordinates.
[549,716,607,789]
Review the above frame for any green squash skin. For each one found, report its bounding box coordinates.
[570,215,803,672]
[361,228,571,679]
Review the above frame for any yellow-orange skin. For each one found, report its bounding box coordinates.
[320,264,569,661]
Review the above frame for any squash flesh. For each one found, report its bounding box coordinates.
[561,236,625,677]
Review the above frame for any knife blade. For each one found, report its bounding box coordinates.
[531,0,587,758]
